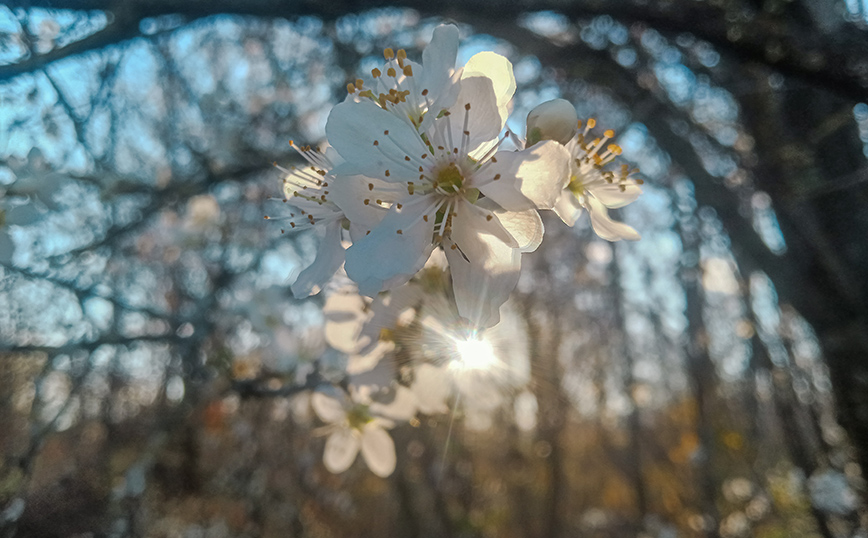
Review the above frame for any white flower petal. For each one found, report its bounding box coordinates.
[360,424,397,477]
[344,199,437,295]
[457,200,518,248]
[421,24,460,106]
[369,385,419,422]
[411,363,451,415]
[323,428,361,474]
[553,191,584,226]
[586,195,641,241]
[444,76,504,157]
[476,140,571,211]
[330,175,400,229]
[355,283,424,355]
[446,204,522,328]
[291,220,345,298]
[588,182,643,208]
[419,69,462,134]
[323,290,370,353]
[526,98,578,146]
[311,389,348,424]
[462,51,515,125]
[477,198,543,252]
[326,100,428,181]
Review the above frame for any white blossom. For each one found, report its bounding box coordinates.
[270,143,401,297]
[549,116,644,241]
[326,34,570,328]
[311,387,397,477]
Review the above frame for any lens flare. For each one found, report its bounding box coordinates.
[451,336,499,372]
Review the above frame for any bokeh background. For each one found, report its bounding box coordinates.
[2,1,868,536]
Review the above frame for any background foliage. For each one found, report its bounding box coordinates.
[1,0,867,536]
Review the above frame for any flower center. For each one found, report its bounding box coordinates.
[436,162,465,194]
[567,174,585,196]
[346,404,373,430]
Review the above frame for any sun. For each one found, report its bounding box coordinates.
[451,336,499,372]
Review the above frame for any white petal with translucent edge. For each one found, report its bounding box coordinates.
[311,389,348,424]
[477,198,543,252]
[462,51,515,121]
[419,69,462,134]
[586,196,641,241]
[421,24,459,106]
[476,140,571,211]
[291,220,345,298]
[326,100,427,181]
[344,199,437,296]
[457,200,518,248]
[443,76,503,157]
[446,203,522,328]
[360,424,397,477]
[588,182,642,208]
[323,428,361,473]
[412,363,451,414]
[526,98,578,145]
[370,385,419,422]
[323,291,370,353]
[355,283,424,355]
[329,175,396,228]
[553,191,584,226]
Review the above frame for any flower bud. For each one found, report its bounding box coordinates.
[525,99,578,147]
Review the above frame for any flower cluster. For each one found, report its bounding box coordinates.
[268,25,644,477]
[311,261,531,476]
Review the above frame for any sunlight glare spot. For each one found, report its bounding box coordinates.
[451,337,499,372]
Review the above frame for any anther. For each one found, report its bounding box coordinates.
[384,48,394,60]
[372,68,382,78]
[397,229,403,235]
[384,130,389,135]
[464,103,471,110]
[387,67,396,77]
[385,170,390,177]
[403,65,413,76]
[421,89,429,96]
[368,183,374,191]
[604,129,614,138]
[373,140,379,146]
[355,78,364,88]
